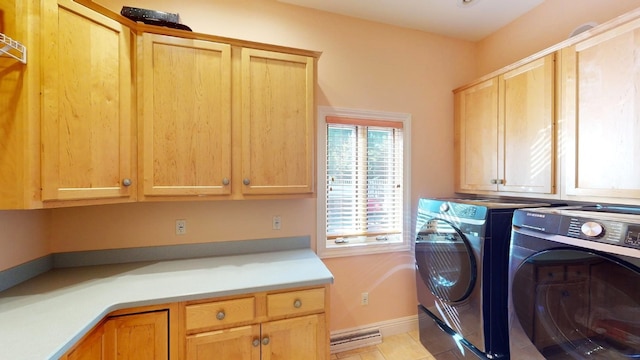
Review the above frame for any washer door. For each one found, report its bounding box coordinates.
[511,249,640,359]
[415,218,477,303]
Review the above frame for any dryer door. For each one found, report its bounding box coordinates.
[511,248,640,359]
[415,218,477,303]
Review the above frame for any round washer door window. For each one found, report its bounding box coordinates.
[512,249,640,359]
[415,218,477,303]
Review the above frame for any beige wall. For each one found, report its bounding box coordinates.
[0,210,49,269]
[476,0,640,75]
[1,0,638,334]
[79,0,472,332]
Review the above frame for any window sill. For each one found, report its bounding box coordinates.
[318,242,411,259]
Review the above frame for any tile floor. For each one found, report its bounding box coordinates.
[330,330,435,360]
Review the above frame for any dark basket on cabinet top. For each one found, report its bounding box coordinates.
[120,6,192,31]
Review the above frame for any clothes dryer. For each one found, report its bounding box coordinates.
[415,198,548,359]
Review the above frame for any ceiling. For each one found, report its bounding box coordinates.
[277,0,545,42]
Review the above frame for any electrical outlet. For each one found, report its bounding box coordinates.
[272,216,281,230]
[175,219,186,235]
[361,292,369,305]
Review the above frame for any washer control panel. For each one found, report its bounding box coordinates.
[564,217,640,250]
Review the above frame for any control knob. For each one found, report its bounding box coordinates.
[439,203,450,212]
[581,221,604,237]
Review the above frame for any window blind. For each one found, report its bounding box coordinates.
[325,116,404,242]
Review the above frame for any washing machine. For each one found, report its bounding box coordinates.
[415,198,549,359]
[508,205,640,359]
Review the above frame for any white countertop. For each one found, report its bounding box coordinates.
[0,249,333,360]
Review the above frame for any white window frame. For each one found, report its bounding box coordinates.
[317,106,412,258]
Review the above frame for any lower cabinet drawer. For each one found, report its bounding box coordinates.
[267,288,325,318]
[186,297,255,331]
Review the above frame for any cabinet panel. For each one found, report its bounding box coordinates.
[0,0,40,209]
[186,325,260,360]
[140,34,232,197]
[65,324,106,360]
[262,314,326,360]
[241,49,315,195]
[267,288,325,318]
[104,311,169,360]
[62,309,169,360]
[562,18,640,202]
[455,78,499,191]
[500,54,554,194]
[455,54,555,196]
[41,0,134,202]
[185,297,255,332]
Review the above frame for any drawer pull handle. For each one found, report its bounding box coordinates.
[262,337,270,346]
[293,299,302,308]
[252,339,260,347]
[216,311,226,320]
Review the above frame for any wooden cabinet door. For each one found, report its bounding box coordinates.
[499,53,555,194]
[262,314,326,360]
[240,49,315,195]
[63,310,168,360]
[64,324,106,360]
[139,34,232,197]
[454,78,499,192]
[41,0,134,203]
[561,18,640,202]
[185,325,260,360]
[0,0,40,209]
[104,311,169,360]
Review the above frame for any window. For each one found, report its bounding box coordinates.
[317,107,411,258]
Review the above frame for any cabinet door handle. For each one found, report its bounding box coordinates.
[490,179,497,184]
[293,299,302,308]
[122,178,132,187]
[216,311,226,320]
[222,177,230,186]
[262,337,270,346]
[252,339,260,347]
[243,178,251,186]
[497,179,505,184]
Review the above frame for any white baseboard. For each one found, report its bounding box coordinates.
[329,315,418,353]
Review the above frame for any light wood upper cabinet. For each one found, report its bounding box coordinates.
[41,0,135,204]
[455,53,555,196]
[139,33,232,198]
[500,55,555,194]
[561,18,640,203]
[2,0,318,208]
[138,40,316,200]
[241,49,315,195]
[455,78,499,192]
[0,0,41,209]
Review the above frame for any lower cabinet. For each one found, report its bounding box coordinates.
[186,325,261,359]
[61,308,170,360]
[59,286,329,360]
[186,315,325,360]
[184,287,329,360]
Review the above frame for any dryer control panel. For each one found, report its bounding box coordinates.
[513,207,640,251]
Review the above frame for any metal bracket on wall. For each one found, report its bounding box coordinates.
[0,33,27,64]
